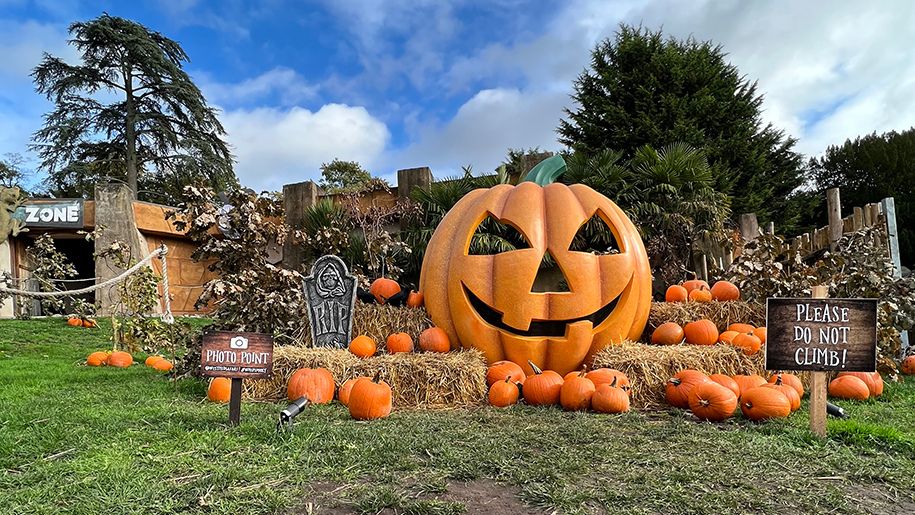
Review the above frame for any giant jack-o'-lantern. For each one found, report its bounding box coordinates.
[419,156,651,375]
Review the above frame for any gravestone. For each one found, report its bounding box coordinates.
[304,255,357,348]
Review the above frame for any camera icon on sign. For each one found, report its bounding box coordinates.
[230,336,249,350]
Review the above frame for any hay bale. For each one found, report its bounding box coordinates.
[591,341,766,409]
[243,345,487,409]
[278,303,433,347]
[647,301,765,338]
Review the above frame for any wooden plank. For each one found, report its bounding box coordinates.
[870,203,882,223]
[863,204,873,227]
[853,207,864,230]
[882,197,909,354]
[766,221,775,235]
[739,213,760,241]
[228,378,242,426]
[810,285,829,438]
[826,188,842,251]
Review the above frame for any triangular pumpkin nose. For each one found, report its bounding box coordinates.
[531,251,571,293]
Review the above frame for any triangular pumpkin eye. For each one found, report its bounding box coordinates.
[469,214,532,255]
[570,212,620,254]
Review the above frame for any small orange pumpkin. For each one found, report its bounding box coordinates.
[837,372,883,397]
[761,376,801,411]
[385,333,414,354]
[727,323,755,334]
[754,326,767,345]
[349,335,377,358]
[68,317,82,327]
[710,280,740,301]
[731,374,768,398]
[591,378,630,414]
[107,351,133,368]
[682,278,709,293]
[145,355,164,367]
[651,322,685,345]
[717,330,740,345]
[665,285,689,303]
[708,373,740,397]
[207,377,232,403]
[828,375,869,400]
[684,320,718,346]
[287,367,335,403]
[768,373,804,398]
[559,370,596,411]
[406,290,424,308]
[82,319,97,328]
[665,369,709,408]
[418,327,450,353]
[338,376,370,406]
[86,351,108,367]
[585,368,630,395]
[522,361,563,406]
[486,361,526,387]
[901,355,915,375]
[731,331,762,356]
[488,375,520,407]
[369,277,401,304]
[688,286,713,303]
[348,373,393,420]
[740,386,791,421]
[152,359,173,372]
[688,381,737,422]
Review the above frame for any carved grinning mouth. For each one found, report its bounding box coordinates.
[463,283,620,338]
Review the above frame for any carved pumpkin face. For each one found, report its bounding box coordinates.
[419,181,651,376]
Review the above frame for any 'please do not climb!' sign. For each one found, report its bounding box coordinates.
[765,298,877,372]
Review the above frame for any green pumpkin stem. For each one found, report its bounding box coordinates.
[522,155,567,186]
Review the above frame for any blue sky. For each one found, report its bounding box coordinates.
[2,0,915,192]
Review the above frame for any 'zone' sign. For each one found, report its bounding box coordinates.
[14,200,84,228]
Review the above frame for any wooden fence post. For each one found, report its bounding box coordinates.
[738,213,759,241]
[808,285,829,437]
[826,188,842,252]
[282,181,318,272]
[881,197,909,354]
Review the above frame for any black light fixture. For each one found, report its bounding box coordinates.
[827,401,848,418]
[277,396,309,431]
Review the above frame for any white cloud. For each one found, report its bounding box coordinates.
[221,103,390,192]
[198,67,318,107]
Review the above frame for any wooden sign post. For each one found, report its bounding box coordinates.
[200,331,274,426]
[766,290,878,437]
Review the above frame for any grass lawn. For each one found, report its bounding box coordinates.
[1,318,914,514]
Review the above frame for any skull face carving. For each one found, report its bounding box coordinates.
[419,181,651,376]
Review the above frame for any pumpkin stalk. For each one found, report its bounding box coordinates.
[528,360,544,375]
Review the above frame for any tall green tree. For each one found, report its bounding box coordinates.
[558,25,803,227]
[319,159,374,193]
[0,153,30,190]
[31,14,235,202]
[808,127,915,265]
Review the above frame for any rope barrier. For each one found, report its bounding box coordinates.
[0,245,174,324]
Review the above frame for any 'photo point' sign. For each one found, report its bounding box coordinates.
[765,298,877,372]
[200,331,274,379]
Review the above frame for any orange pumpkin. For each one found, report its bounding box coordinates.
[585,368,630,395]
[688,286,713,303]
[837,372,883,397]
[768,373,804,398]
[665,285,689,303]
[828,375,869,400]
[348,374,393,420]
[86,351,108,367]
[418,327,451,353]
[488,375,521,407]
[418,170,652,377]
[207,377,232,403]
[369,277,401,304]
[145,355,164,367]
[709,373,740,397]
[406,290,424,308]
[717,330,740,345]
[486,360,526,386]
[731,331,762,356]
[731,374,768,398]
[665,369,709,408]
[339,376,370,406]
[82,319,97,328]
[688,381,737,421]
[287,367,335,403]
[349,335,377,358]
[152,359,173,372]
[68,317,82,327]
[385,333,414,354]
[901,355,915,375]
[651,322,685,345]
[754,326,767,345]
[710,280,740,301]
[761,377,801,411]
[740,386,791,421]
[727,323,755,334]
[559,371,596,411]
[591,378,630,414]
[107,351,133,368]
[522,361,563,406]
[682,278,709,293]
[684,320,718,346]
